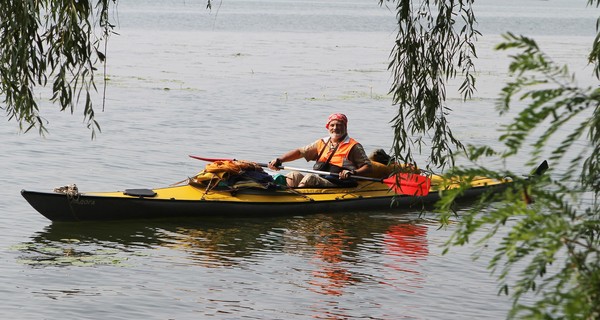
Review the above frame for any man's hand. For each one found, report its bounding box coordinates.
[339,169,355,180]
[268,158,282,171]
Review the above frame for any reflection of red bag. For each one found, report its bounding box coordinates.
[384,224,429,258]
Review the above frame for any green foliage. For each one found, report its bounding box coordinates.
[435,24,600,320]
[495,33,600,189]
[439,163,600,319]
[589,0,600,77]
[0,0,115,137]
[379,0,479,170]
[385,0,600,318]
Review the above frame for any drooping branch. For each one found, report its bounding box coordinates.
[0,0,116,138]
[380,0,480,170]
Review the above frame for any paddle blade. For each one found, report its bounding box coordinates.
[383,173,431,196]
[531,160,549,176]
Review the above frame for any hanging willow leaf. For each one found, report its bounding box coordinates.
[379,0,480,170]
[0,0,116,137]
[435,23,600,319]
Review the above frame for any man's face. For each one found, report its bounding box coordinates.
[328,120,347,140]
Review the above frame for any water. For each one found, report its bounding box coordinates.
[1,0,597,318]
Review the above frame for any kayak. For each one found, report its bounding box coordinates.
[21,178,508,222]
[20,160,527,222]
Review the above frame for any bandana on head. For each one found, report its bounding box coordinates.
[325,113,348,128]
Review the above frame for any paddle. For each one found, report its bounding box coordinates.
[531,160,549,176]
[189,155,431,196]
[263,163,430,196]
[189,156,235,162]
[523,160,549,204]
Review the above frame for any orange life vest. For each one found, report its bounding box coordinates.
[315,136,359,171]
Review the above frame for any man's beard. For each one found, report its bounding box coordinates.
[329,131,347,141]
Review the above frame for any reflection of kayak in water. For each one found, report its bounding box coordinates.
[21,160,547,222]
[19,212,426,272]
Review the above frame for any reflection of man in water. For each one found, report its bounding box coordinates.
[308,223,429,297]
[384,224,429,258]
[309,229,352,296]
[383,223,429,293]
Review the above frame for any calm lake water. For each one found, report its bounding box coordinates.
[1,0,597,319]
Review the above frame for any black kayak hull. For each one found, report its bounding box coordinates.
[21,184,506,222]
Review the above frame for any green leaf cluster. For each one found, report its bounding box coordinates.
[380,0,479,170]
[0,0,116,137]
[438,162,599,318]
[413,3,600,320]
[385,0,600,317]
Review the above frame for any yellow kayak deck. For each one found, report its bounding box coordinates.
[84,174,507,203]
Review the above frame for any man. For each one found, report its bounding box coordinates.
[268,113,372,187]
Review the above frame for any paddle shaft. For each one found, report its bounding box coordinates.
[189,155,235,162]
[260,162,430,196]
[256,163,382,182]
[189,156,378,180]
